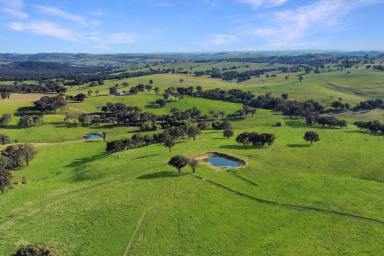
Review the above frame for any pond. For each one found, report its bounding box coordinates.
[208,156,241,168]
[196,152,246,169]
[83,133,103,140]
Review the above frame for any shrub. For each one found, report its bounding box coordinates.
[12,244,56,256]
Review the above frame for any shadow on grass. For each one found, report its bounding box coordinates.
[287,144,310,148]
[134,154,159,160]
[66,152,110,182]
[66,152,110,168]
[219,145,263,150]
[137,171,180,180]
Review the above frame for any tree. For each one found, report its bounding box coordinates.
[109,87,117,95]
[11,244,56,256]
[144,84,153,92]
[281,93,289,100]
[0,113,11,128]
[188,159,199,173]
[187,126,200,141]
[164,137,175,152]
[223,119,232,130]
[18,144,36,166]
[304,131,320,145]
[0,134,11,145]
[0,92,11,99]
[73,93,86,102]
[223,128,234,139]
[168,155,189,173]
[18,116,32,128]
[0,169,12,194]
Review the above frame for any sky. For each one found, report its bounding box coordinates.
[0,0,383,53]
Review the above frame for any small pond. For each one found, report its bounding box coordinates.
[83,133,103,140]
[196,152,246,169]
[208,156,241,168]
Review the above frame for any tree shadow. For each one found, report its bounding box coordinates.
[219,145,263,150]
[134,154,159,160]
[66,152,110,182]
[66,152,109,168]
[136,171,180,180]
[287,144,310,148]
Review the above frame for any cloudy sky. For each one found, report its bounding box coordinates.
[0,0,383,53]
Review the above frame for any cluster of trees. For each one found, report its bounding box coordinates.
[353,99,384,111]
[0,144,36,193]
[109,82,157,96]
[106,122,201,153]
[168,156,199,173]
[331,100,350,111]
[354,120,384,135]
[195,68,276,82]
[306,116,347,128]
[34,95,66,113]
[0,144,36,169]
[17,115,43,128]
[106,133,164,153]
[169,85,329,119]
[236,132,276,147]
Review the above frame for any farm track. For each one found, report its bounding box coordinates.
[192,175,384,226]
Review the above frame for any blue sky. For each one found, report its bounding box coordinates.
[0,0,383,53]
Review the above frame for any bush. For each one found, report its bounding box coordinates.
[0,134,11,145]
[12,244,56,256]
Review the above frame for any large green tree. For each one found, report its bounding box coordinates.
[168,155,189,173]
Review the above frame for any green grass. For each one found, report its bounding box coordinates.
[0,72,384,255]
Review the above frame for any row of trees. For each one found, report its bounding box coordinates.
[236,132,276,147]
[305,115,347,128]
[354,120,384,135]
[353,99,384,111]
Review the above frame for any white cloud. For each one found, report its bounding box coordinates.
[8,21,76,41]
[247,0,384,48]
[0,0,24,9]
[209,34,237,45]
[34,5,101,27]
[1,7,28,18]
[237,0,288,8]
[0,0,28,18]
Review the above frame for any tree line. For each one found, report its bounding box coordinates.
[354,120,384,135]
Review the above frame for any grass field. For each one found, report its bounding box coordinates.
[0,72,384,255]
